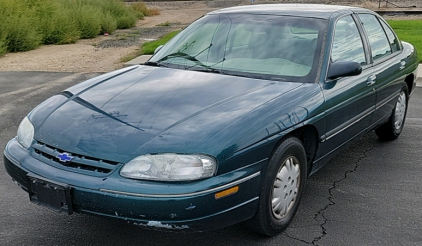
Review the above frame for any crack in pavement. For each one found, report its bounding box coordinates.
[311,140,377,245]
[283,232,312,245]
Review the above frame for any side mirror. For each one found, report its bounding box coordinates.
[327,61,362,80]
[154,45,164,55]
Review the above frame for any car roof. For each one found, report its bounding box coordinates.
[208,4,369,19]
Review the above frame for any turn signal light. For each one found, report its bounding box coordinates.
[215,186,239,199]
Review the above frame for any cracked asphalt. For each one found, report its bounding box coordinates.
[1,71,421,245]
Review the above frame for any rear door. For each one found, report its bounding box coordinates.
[356,13,407,127]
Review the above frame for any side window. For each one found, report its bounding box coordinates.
[380,20,401,52]
[358,14,392,61]
[332,15,366,65]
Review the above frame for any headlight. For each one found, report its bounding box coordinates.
[120,154,217,181]
[17,116,34,149]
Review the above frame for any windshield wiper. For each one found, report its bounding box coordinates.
[151,51,229,76]
[193,66,226,75]
[144,61,170,68]
[155,52,201,64]
[156,52,220,71]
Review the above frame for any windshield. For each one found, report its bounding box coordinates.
[149,14,326,82]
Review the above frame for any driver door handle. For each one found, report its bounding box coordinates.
[367,74,376,86]
[399,60,406,70]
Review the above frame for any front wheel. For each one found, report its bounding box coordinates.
[375,86,408,141]
[248,136,307,236]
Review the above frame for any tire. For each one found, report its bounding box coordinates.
[375,86,409,141]
[247,136,307,236]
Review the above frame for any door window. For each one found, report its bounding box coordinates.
[331,15,367,65]
[380,20,401,52]
[359,14,392,61]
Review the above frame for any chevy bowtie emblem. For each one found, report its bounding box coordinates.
[56,152,73,162]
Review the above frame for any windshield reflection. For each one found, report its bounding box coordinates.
[148,14,326,83]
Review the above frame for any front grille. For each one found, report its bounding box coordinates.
[31,141,121,176]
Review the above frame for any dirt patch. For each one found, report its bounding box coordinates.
[0,2,219,73]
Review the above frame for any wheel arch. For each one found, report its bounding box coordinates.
[269,125,320,177]
[404,73,414,96]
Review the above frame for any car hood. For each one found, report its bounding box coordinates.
[31,66,304,163]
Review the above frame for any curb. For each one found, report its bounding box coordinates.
[123,55,152,67]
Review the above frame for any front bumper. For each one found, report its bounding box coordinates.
[4,138,263,231]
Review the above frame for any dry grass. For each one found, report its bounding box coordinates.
[147,8,161,16]
[130,2,160,18]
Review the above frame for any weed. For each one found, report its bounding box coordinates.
[157,21,171,27]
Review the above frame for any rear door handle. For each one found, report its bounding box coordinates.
[399,60,406,70]
[367,74,376,86]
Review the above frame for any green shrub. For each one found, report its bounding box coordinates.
[101,11,118,34]
[92,0,138,28]
[0,0,42,52]
[0,32,7,56]
[116,14,137,29]
[35,1,80,44]
[130,2,147,19]
[130,2,159,17]
[75,5,102,39]
[3,16,42,52]
[45,14,81,44]
[0,4,7,55]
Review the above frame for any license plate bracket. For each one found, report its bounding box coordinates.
[28,174,73,215]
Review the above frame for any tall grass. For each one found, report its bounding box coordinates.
[0,0,159,56]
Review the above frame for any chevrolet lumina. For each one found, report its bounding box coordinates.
[3,4,418,236]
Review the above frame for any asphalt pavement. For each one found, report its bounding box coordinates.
[0,71,421,246]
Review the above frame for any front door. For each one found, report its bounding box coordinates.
[319,14,376,160]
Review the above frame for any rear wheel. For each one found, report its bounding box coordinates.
[248,136,307,236]
[375,86,408,140]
